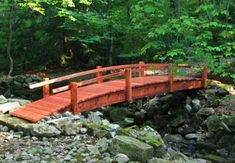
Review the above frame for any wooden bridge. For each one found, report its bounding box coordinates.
[10,62,207,123]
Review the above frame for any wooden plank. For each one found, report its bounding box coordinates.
[10,109,46,122]
[22,106,51,114]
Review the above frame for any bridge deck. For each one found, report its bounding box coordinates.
[10,76,202,122]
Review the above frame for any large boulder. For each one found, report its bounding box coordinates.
[111,135,154,162]
[109,107,130,122]
[31,124,61,137]
[196,108,215,117]
[120,126,165,149]
[206,115,231,132]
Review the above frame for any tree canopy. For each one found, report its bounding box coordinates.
[0,0,234,83]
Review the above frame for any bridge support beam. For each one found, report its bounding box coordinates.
[125,68,132,102]
[70,82,78,114]
[43,78,50,98]
[168,64,174,92]
[139,61,145,77]
[202,66,207,88]
[96,66,103,84]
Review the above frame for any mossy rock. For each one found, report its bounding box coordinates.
[111,135,154,162]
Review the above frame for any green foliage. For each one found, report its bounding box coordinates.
[0,0,234,84]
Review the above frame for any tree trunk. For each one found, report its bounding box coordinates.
[7,1,14,77]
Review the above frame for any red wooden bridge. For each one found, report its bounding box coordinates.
[10,62,207,123]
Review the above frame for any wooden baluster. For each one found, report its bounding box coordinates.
[125,68,132,102]
[70,82,78,114]
[96,66,103,84]
[139,61,145,77]
[168,64,174,92]
[43,78,50,98]
[202,65,208,88]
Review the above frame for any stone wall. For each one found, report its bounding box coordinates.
[0,75,44,100]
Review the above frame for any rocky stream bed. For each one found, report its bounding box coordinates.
[0,82,234,163]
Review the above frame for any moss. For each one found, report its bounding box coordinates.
[204,154,230,163]
[0,115,33,134]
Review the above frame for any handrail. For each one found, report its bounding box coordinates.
[29,63,169,89]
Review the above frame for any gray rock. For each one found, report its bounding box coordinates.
[206,115,230,132]
[146,97,159,109]
[7,98,31,106]
[90,112,102,125]
[0,95,7,104]
[31,124,61,137]
[196,108,215,117]
[87,145,100,155]
[169,114,185,127]
[111,135,154,162]
[164,134,184,143]
[80,128,87,134]
[185,104,193,112]
[96,138,109,152]
[184,133,198,140]
[0,102,20,113]
[192,98,201,110]
[114,153,130,163]
[109,107,130,122]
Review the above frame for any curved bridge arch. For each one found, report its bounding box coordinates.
[10,62,208,122]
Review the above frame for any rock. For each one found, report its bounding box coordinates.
[196,108,215,117]
[192,98,201,110]
[114,153,130,163]
[0,102,20,113]
[146,97,159,109]
[32,124,61,137]
[215,88,228,97]
[0,95,7,104]
[204,154,228,162]
[121,126,165,149]
[89,112,102,125]
[185,104,193,112]
[218,135,234,148]
[109,107,130,122]
[80,128,87,134]
[223,116,235,127]
[86,123,111,138]
[196,141,218,151]
[47,117,81,135]
[206,115,230,132]
[169,114,185,127]
[134,111,146,125]
[96,138,109,152]
[184,133,198,140]
[164,134,184,143]
[117,118,134,127]
[111,135,154,162]
[216,148,229,157]
[87,145,100,155]
[159,94,173,104]
[7,98,31,106]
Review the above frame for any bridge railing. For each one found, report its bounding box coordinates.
[29,62,207,114]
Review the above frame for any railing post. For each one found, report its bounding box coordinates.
[43,78,50,98]
[168,64,174,92]
[125,68,132,102]
[202,65,207,88]
[96,66,103,84]
[70,82,78,114]
[139,61,145,77]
